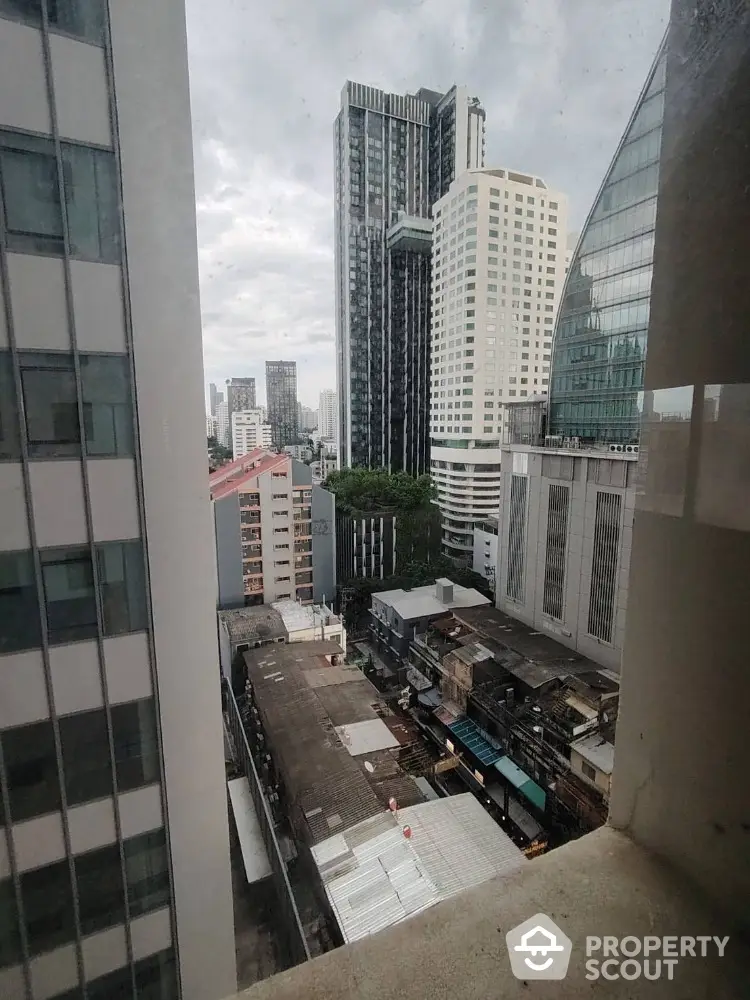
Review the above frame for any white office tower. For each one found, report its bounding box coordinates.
[318,389,337,440]
[430,168,568,563]
[231,409,272,457]
[0,3,236,1000]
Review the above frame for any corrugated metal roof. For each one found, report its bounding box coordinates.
[336,719,400,756]
[311,794,526,944]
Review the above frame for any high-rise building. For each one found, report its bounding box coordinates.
[231,409,272,457]
[265,360,298,448]
[215,398,230,449]
[224,376,256,431]
[297,403,317,433]
[209,450,335,608]
[334,82,485,474]
[492,36,667,674]
[0,4,235,1000]
[318,389,337,439]
[208,382,222,417]
[429,168,568,562]
[548,42,666,445]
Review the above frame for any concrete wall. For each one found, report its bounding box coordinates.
[258,459,293,602]
[472,525,498,588]
[496,447,634,672]
[213,494,244,609]
[110,1,237,996]
[570,749,611,798]
[312,484,336,603]
[609,2,750,927]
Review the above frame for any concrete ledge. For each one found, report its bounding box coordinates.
[235,827,749,999]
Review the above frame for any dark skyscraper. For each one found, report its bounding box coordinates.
[225,376,256,430]
[334,82,485,473]
[266,361,299,448]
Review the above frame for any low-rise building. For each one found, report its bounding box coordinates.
[232,408,272,457]
[370,579,489,667]
[237,637,525,950]
[570,733,615,800]
[218,600,345,690]
[405,603,619,844]
[209,448,335,609]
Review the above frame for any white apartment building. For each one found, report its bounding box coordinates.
[429,168,568,562]
[0,3,236,1000]
[215,398,230,448]
[209,450,335,609]
[231,408,272,457]
[318,389,337,440]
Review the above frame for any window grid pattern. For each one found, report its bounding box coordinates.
[505,473,527,601]
[548,41,667,444]
[587,490,622,643]
[542,483,570,620]
[0,4,175,997]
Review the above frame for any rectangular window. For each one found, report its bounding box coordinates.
[112,698,160,792]
[0,880,22,970]
[97,540,147,636]
[59,708,112,806]
[0,133,62,254]
[588,491,622,643]
[75,843,125,935]
[41,547,97,644]
[1,720,60,823]
[20,860,75,956]
[125,828,170,918]
[542,483,570,621]
[581,760,597,781]
[0,549,41,654]
[0,131,120,263]
[80,355,134,457]
[0,0,105,42]
[0,353,20,459]
[506,474,528,601]
[20,353,80,457]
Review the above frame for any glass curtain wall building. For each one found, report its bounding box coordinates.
[0,2,235,999]
[334,82,485,474]
[548,39,667,444]
[265,360,298,449]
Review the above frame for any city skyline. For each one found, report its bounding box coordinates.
[190,0,669,407]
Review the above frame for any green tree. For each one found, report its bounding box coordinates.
[207,436,232,468]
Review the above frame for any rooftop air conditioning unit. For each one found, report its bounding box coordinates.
[545,435,563,448]
[625,445,639,454]
[609,444,624,453]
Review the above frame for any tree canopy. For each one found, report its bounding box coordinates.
[324,467,435,513]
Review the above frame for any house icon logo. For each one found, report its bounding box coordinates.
[505,913,573,980]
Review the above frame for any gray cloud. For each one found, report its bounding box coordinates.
[186,0,669,409]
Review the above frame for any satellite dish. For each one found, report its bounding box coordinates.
[364,760,374,773]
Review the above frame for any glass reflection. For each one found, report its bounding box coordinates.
[548,41,666,444]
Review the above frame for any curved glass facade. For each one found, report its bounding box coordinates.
[549,41,666,444]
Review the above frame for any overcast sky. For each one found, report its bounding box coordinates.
[187,0,668,410]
